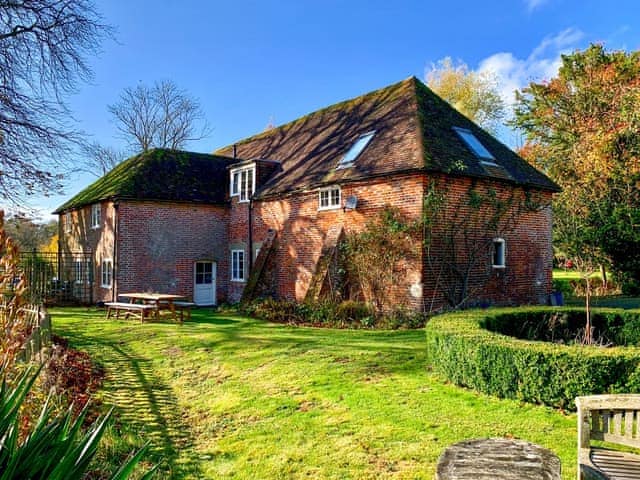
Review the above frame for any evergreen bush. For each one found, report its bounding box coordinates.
[425,307,640,409]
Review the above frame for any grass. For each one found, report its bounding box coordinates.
[553,269,640,309]
[50,307,577,479]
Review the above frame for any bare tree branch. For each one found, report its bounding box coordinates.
[108,80,211,152]
[78,142,128,177]
[0,0,112,203]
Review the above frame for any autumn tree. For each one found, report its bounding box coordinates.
[0,0,110,202]
[427,57,506,133]
[108,80,211,152]
[3,215,57,252]
[513,44,640,294]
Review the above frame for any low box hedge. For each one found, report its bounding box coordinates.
[425,307,640,409]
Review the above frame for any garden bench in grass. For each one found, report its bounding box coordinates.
[157,300,195,322]
[104,301,156,323]
[172,301,195,322]
[576,394,640,479]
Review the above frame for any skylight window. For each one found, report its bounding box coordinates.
[337,131,375,168]
[453,127,496,163]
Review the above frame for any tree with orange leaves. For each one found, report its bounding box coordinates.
[514,44,640,300]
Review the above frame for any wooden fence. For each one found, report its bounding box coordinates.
[20,305,51,363]
[1,304,52,363]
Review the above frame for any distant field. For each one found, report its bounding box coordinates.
[553,269,640,309]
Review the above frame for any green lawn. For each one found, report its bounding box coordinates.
[553,269,640,309]
[51,308,577,479]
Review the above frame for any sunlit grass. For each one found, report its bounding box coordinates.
[51,307,577,479]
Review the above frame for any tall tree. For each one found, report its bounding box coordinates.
[0,0,110,202]
[513,44,640,294]
[4,215,57,252]
[426,57,506,133]
[108,80,211,152]
[81,142,128,177]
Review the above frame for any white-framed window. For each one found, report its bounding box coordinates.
[230,166,255,202]
[91,203,101,228]
[337,131,375,169]
[231,250,245,282]
[101,259,113,287]
[86,259,93,284]
[453,127,498,165]
[74,260,84,284]
[318,186,341,210]
[492,238,506,268]
[64,212,72,233]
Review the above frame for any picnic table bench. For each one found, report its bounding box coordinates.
[577,394,640,479]
[105,301,156,322]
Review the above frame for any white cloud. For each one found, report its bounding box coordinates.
[478,28,584,107]
[524,0,550,12]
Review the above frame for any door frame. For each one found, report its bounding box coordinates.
[193,261,216,306]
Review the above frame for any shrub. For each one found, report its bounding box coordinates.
[425,307,640,409]
[334,300,374,326]
[0,366,155,479]
[245,298,424,329]
[245,298,301,324]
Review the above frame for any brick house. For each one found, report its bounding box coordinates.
[55,77,559,310]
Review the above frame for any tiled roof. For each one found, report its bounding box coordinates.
[54,149,236,213]
[215,77,560,197]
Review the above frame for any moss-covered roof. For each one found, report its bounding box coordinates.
[54,149,237,213]
[215,77,560,197]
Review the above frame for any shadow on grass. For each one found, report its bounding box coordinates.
[183,310,429,378]
[60,328,204,479]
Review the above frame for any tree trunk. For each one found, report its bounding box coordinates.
[600,264,608,292]
[585,276,592,345]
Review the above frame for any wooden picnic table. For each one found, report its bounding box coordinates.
[118,293,187,323]
[436,438,561,480]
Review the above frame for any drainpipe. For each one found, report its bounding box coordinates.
[112,202,119,302]
[248,197,253,274]
[57,215,62,301]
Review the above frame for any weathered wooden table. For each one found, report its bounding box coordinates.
[436,438,561,480]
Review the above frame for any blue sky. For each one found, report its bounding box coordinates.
[19,0,640,218]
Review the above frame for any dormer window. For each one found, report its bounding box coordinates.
[337,131,375,169]
[453,127,498,166]
[230,165,255,202]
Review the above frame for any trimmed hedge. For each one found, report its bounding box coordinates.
[425,307,640,409]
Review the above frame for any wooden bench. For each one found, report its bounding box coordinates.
[104,302,156,323]
[172,301,195,322]
[576,394,640,479]
[156,300,195,323]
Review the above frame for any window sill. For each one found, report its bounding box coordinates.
[230,279,246,283]
[318,205,341,211]
[101,284,112,289]
[492,265,506,269]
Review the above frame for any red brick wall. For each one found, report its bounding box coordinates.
[116,201,229,303]
[234,173,425,306]
[232,172,553,311]
[421,174,554,311]
[59,202,116,303]
[60,172,553,311]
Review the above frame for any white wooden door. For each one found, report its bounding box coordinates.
[194,261,216,306]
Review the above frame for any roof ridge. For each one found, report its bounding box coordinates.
[214,76,418,154]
